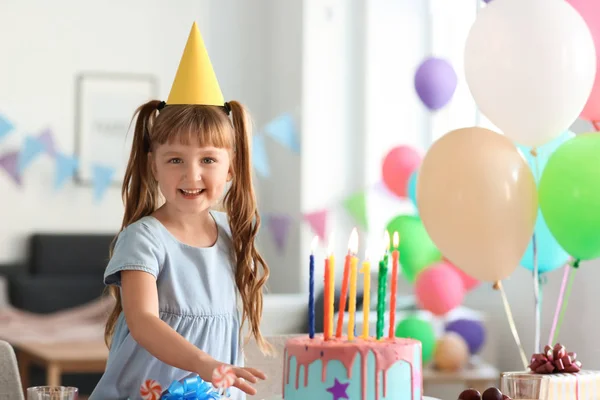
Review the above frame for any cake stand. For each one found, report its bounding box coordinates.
[262,397,442,400]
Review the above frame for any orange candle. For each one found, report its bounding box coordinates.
[336,228,358,338]
[388,232,400,339]
[323,256,331,340]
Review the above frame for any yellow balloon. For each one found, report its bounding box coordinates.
[417,127,537,282]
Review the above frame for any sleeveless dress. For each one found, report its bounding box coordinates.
[89,211,244,400]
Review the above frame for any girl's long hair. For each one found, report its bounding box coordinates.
[104,100,271,353]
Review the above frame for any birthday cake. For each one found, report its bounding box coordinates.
[282,335,422,400]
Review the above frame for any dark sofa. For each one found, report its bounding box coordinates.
[0,233,115,395]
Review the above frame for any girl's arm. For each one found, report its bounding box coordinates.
[120,270,266,395]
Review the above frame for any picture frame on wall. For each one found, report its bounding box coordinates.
[74,72,158,186]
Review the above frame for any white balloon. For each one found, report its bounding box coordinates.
[464,0,596,147]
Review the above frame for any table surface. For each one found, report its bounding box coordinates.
[15,340,108,363]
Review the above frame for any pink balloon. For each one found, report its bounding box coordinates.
[567,0,600,121]
[382,146,422,197]
[415,262,465,316]
[445,258,480,291]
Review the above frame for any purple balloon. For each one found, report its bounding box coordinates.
[414,57,457,111]
[445,318,486,355]
[483,0,493,3]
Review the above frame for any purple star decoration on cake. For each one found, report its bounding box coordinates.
[326,378,349,400]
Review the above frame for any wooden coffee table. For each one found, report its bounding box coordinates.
[15,340,108,391]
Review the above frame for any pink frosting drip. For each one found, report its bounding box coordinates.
[284,334,421,400]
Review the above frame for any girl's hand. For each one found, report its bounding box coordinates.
[199,358,267,395]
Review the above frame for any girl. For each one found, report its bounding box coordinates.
[90,23,270,399]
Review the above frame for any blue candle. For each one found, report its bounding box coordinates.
[309,237,318,338]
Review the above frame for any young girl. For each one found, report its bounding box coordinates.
[90,23,270,400]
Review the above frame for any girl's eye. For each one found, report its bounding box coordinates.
[202,158,216,164]
[168,158,183,164]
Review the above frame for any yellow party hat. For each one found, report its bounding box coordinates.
[166,22,224,106]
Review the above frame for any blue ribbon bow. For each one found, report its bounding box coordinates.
[160,375,223,399]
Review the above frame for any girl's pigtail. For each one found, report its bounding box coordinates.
[224,101,272,354]
[104,99,162,348]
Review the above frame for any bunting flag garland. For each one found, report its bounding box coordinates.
[252,135,270,178]
[17,135,46,173]
[54,153,79,190]
[0,114,14,141]
[343,190,369,231]
[0,151,22,186]
[263,113,300,154]
[91,164,115,202]
[267,213,293,254]
[37,128,57,157]
[303,209,329,240]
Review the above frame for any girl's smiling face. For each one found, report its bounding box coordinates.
[151,142,231,214]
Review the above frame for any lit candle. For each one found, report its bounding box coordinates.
[327,235,335,340]
[388,232,400,339]
[309,236,318,339]
[336,228,358,338]
[347,235,359,340]
[360,249,371,339]
[376,231,390,340]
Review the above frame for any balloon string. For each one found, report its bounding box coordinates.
[592,120,600,132]
[533,233,541,354]
[531,148,541,353]
[551,261,578,344]
[494,280,528,369]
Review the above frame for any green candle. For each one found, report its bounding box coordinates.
[376,255,388,339]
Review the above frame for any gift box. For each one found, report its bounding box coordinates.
[500,370,600,400]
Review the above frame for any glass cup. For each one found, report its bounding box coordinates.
[26,386,78,400]
[500,372,546,400]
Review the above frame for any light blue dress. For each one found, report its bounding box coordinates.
[89,211,244,400]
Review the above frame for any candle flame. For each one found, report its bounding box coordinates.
[393,231,399,248]
[348,228,359,254]
[365,248,370,261]
[311,236,319,254]
[327,233,334,255]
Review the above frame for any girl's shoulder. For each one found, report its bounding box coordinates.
[119,216,163,239]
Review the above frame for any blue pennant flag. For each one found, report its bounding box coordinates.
[54,153,79,190]
[263,113,300,153]
[18,135,46,173]
[0,114,14,141]
[91,164,115,202]
[252,134,270,178]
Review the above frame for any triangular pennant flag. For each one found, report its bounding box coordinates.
[343,191,369,231]
[91,164,115,202]
[166,22,224,106]
[303,209,328,239]
[264,113,300,153]
[267,214,293,254]
[0,114,14,141]
[54,153,79,190]
[38,128,57,157]
[252,135,270,178]
[0,151,22,186]
[17,135,46,173]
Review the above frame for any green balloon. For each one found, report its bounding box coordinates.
[386,215,442,282]
[395,315,436,363]
[539,133,600,260]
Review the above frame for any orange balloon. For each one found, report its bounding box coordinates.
[434,332,470,372]
[417,127,537,282]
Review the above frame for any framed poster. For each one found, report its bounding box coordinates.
[74,72,158,185]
